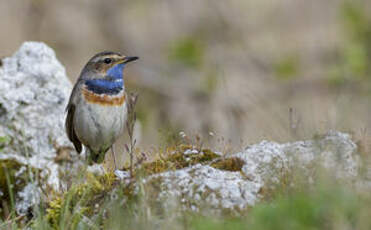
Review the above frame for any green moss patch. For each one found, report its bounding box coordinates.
[210,157,245,172]
[0,160,23,194]
[46,171,117,228]
[0,159,32,217]
[135,145,220,175]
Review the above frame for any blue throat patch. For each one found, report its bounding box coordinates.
[85,63,125,95]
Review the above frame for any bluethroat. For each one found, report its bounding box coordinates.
[65,51,138,166]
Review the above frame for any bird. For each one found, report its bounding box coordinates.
[65,51,138,167]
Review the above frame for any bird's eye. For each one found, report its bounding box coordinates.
[104,58,112,64]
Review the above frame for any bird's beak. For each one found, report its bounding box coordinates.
[121,56,139,64]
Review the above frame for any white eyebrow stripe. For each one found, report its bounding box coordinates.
[96,54,123,62]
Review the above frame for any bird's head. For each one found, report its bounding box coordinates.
[84,51,138,79]
[81,51,138,94]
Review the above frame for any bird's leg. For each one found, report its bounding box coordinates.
[84,147,88,161]
[111,145,118,170]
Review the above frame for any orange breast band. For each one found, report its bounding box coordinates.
[82,88,125,106]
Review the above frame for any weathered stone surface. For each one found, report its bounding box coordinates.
[141,131,360,213]
[0,42,77,214]
[0,42,71,163]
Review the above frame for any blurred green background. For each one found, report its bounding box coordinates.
[1,0,371,149]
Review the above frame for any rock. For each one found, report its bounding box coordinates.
[146,164,261,213]
[0,42,79,215]
[142,131,360,214]
[16,183,41,215]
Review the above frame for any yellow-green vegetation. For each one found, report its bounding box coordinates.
[129,145,220,175]
[0,136,9,150]
[45,171,116,229]
[210,157,244,172]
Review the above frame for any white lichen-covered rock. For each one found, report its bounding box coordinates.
[0,42,71,164]
[282,131,359,180]
[0,42,77,214]
[16,183,41,215]
[143,131,359,213]
[148,164,261,213]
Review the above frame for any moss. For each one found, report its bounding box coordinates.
[0,159,35,217]
[135,145,220,176]
[0,160,23,194]
[312,132,326,141]
[210,157,244,172]
[0,136,10,148]
[46,197,62,228]
[45,145,221,227]
[46,171,117,228]
[46,146,219,226]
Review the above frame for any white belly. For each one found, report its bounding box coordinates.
[74,100,127,153]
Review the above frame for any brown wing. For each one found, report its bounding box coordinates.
[65,80,84,153]
[65,103,82,153]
